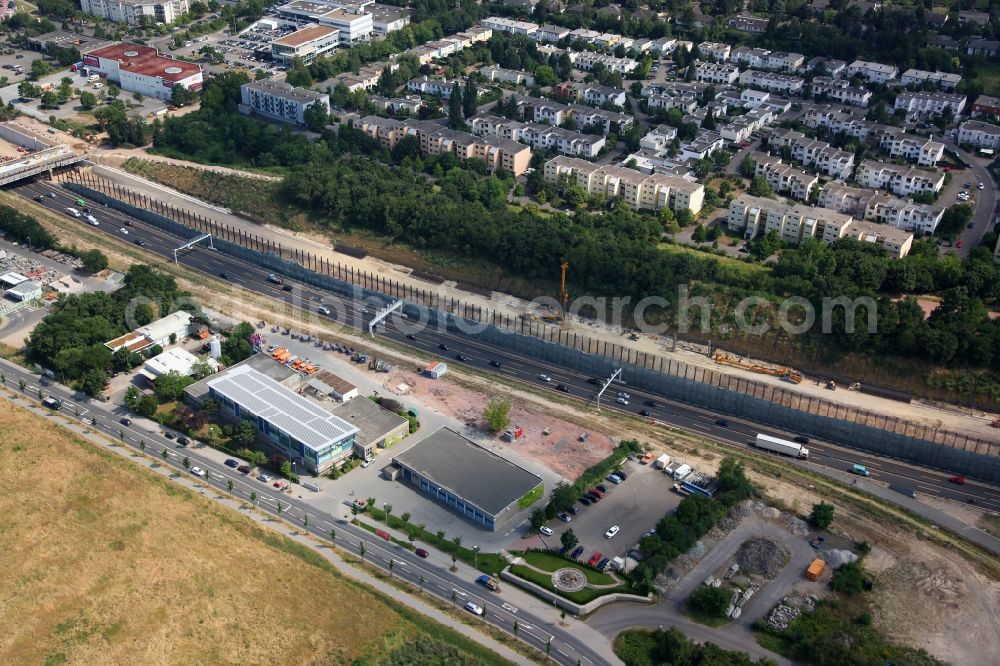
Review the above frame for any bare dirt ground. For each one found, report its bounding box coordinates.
[22,195,1000,666]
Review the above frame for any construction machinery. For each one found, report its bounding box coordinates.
[713,352,802,384]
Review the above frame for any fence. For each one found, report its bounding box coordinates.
[61,174,1000,480]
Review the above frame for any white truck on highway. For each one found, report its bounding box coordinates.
[753,433,809,460]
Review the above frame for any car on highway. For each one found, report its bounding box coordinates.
[219,272,229,279]
[190,467,206,477]
[948,476,966,485]
[605,525,620,539]
[317,306,331,315]
[33,195,45,202]
[617,392,630,400]
[119,227,128,234]
[455,354,469,362]
[968,222,975,229]
[237,464,251,474]
[415,548,429,558]
[406,334,416,340]
[464,601,484,616]
[587,377,599,384]
[134,239,145,246]
[282,284,293,291]
[439,343,449,350]
[616,396,629,405]
[643,400,656,407]
[176,436,189,446]
[978,182,985,190]
[557,511,572,523]
[119,418,131,426]
[489,360,502,368]
[587,552,603,567]
[570,546,584,559]
[715,419,729,427]
[538,373,551,382]
[556,383,570,393]
[639,409,651,416]
[793,435,810,444]
[164,431,176,440]
[224,458,239,468]
[850,464,870,477]
[65,207,81,218]
[539,526,554,536]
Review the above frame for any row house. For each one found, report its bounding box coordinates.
[855,160,945,196]
[730,46,805,71]
[479,65,533,87]
[728,14,769,34]
[759,162,819,200]
[893,91,966,118]
[470,114,606,158]
[510,94,569,125]
[719,107,773,143]
[738,69,804,94]
[368,94,424,116]
[639,124,678,151]
[728,195,914,257]
[555,82,626,107]
[698,41,732,61]
[566,104,633,134]
[811,77,872,107]
[481,16,537,36]
[406,76,469,98]
[621,149,693,178]
[971,95,1000,120]
[680,131,725,161]
[847,60,898,83]
[694,60,740,85]
[767,128,855,179]
[900,69,962,90]
[544,156,705,213]
[820,183,944,234]
[573,51,640,74]
[807,57,847,78]
[803,107,876,142]
[531,24,571,43]
[644,89,699,113]
[738,88,770,108]
[353,116,531,175]
[878,131,945,166]
[957,120,1000,150]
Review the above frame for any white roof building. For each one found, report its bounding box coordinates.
[142,348,218,380]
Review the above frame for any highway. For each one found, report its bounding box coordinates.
[14,178,1000,515]
[0,357,607,666]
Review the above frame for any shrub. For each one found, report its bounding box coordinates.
[831,561,866,596]
[688,585,731,618]
[810,501,835,529]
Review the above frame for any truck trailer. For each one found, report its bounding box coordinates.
[753,433,809,460]
[654,453,671,469]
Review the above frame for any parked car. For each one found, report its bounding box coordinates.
[587,552,603,567]
[568,505,580,515]
[539,526,554,536]
[237,465,251,474]
[596,484,609,493]
[119,418,131,426]
[570,546,584,559]
[613,470,628,480]
[579,496,592,506]
[598,557,610,571]
[258,473,271,482]
[605,525,620,539]
[557,512,572,523]
[224,458,239,468]
[607,474,623,484]
[415,548,429,558]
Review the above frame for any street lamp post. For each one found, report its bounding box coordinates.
[473,545,479,571]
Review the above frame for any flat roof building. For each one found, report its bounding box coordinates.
[83,43,203,101]
[5,280,42,302]
[141,347,217,381]
[271,24,341,64]
[332,396,409,459]
[391,427,543,531]
[239,80,330,126]
[207,364,359,474]
[306,369,358,401]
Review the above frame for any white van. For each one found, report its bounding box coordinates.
[93,82,103,89]
[65,207,81,218]
[87,74,100,82]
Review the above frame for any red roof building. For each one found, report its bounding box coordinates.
[83,43,203,101]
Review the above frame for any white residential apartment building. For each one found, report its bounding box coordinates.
[758,161,819,200]
[900,69,961,90]
[479,65,533,86]
[544,156,705,213]
[893,91,967,118]
[856,160,945,196]
[698,41,732,61]
[80,0,188,25]
[481,16,537,36]
[509,94,569,125]
[320,8,373,43]
[639,124,678,151]
[680,131,725,161]
[573,51,639,74]
[469,114,606,158]
[802,107,877,142]
[878,131,945,166]
[556,82,626,108]
[720,108,774,144]
[730,47,804,71]
[810,77,872,107]
[807,57,847,78]
[239,80,329,126]
[738,69,804,94]
[767,129,855,179]
[566,105,633,134]
[531,24,571,43]
[370,4,409,36]
[957,120,1000,150]
[728,195,914,258]
[847,60,898,83]
[819,182,944,234]
[694,61,740,85]
[644,89,698,113]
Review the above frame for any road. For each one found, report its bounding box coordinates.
[943,138,997,258]
[15,178,1000,520]
[0,356,612,666]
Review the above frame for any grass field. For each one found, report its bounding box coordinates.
[520,550,619,586]
[0,400,512,666]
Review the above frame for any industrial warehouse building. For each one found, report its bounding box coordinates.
[331,396,409,460]
[390,427,542,531]
[206,364,359,474]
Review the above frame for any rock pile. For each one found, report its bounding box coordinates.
[787,516,810,536]
[736,538,791,579]
[820,549,859,569]
[765,602,801,630]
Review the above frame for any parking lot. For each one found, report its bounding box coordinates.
[536,458,683,566]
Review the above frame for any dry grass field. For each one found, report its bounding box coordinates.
[0,400,510,666]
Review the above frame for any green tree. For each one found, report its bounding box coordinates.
[303,101,329,132]
[748,176,774,198]
[124,385,141,410]
[152,371,194,402]
[80,249,108,273]
[483,398,511,433]
[463,77,477,118]
[531,508,547,530]
[448,83,464,129]
[230,420,257,448]
[688,585,730,618]
[560,529,578,550]
[79,91,97,110]
[171,83,197,107]
[183,456,191,469]
[831,561,866,595]
[77,368,107,397]
[810,501,835,529]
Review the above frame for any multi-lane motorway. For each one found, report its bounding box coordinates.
[17,178,1000,514]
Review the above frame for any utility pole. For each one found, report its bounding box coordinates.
[596,368,622,412]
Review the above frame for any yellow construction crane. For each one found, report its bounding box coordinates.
[559,261,570,316]
[713,352,802,384]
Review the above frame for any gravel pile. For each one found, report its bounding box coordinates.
[820,549,858,569]
[731,500,754,519]
[786,595,818,612]
[0,251,66,285]
[787,516,810,536]
[765,602,801,630]
[760,507,781,519]
[736,538,792,579]
[686,540,706,559]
